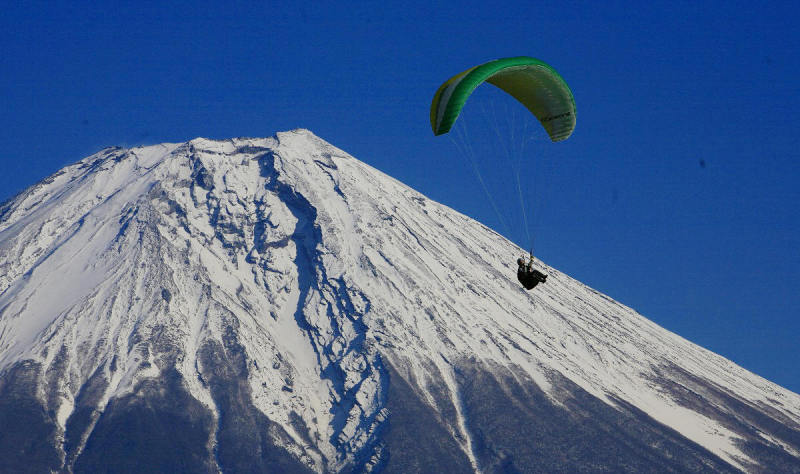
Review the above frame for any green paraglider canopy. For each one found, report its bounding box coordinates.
[430,56,576,141]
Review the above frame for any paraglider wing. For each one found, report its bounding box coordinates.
[430,56,576,142]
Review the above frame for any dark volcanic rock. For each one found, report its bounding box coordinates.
[453,360,740,473]
[73,368,216,474]
[381,361,474,473]
[198,335,315,474]
[0,361,61,474]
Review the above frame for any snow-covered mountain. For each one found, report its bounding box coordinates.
[0,129,798,473]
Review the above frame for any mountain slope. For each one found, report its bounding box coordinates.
[0,130,798,473]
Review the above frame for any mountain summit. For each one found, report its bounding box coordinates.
[0,130,798,473]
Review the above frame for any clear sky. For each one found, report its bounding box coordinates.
[1,1,798,393]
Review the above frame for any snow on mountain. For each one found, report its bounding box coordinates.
[0,129,798,473]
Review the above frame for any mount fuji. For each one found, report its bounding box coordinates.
[0,129,798,473]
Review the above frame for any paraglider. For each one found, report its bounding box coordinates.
[517,254,547,290]
[430,56,576,141]
[430,56,576,290]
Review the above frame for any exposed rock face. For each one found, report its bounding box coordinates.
[0,130,798,472]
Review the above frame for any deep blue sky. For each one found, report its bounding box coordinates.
[2,1,798,393]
